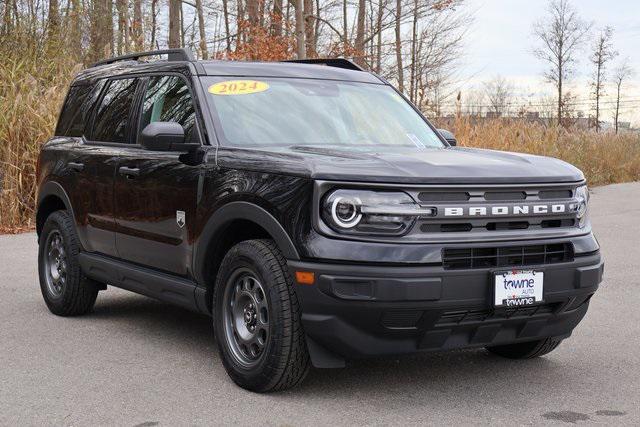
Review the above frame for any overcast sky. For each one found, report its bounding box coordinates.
[459,0,640,125]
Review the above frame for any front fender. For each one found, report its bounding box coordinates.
[192,201,300,286]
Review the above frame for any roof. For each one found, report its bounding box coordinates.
[200,60,383,83]
[72,49,384,85]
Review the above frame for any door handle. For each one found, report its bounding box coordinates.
[118,166,140,177]
[68,162,84,172]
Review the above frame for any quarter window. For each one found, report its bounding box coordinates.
[91,78,139,143]
[139,76,196,143]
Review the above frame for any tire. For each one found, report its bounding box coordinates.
[486,337,564,359]
[38,210,99,316]
[213,239,310,392]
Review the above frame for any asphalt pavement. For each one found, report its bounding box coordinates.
[1,182,639,426]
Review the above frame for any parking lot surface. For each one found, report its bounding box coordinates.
[1,182,639,426]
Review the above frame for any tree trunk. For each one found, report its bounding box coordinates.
[132,0,143,51]
[89,0,113,62]
[342,0,348,51]
[168,0,180,48]
[150,0,158,49]
[304,0,314,57]
[237,0,244,43]
[222,0,231,51]
[116,0,128,55]
[47,0,60,40]
[294,0,305,59]
[594,63,602,132]
[557,63,562,126]
[394,0,404,93]
[354,0,365,66]
[375,0,383,73]
[69,0,82,57]
[180,1,185,47]
[409,0,418,102]
[272,0,283,36]
[195,0,207,59]
[614,82,621,134]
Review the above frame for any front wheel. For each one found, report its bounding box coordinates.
[486,337,564,359]
[38,210,99,316]
[213,239,310,392]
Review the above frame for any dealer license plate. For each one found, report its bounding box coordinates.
[494,270,543,307]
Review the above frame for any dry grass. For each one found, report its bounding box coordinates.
[0,36,80,233]
[1,46,639,233]
[437,117,640,186]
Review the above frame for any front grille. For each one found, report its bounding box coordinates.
[436,303,561,326]
[442,243,573,270]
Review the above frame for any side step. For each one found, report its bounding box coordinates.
[79,252,208,314]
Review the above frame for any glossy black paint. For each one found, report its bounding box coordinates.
[36,57,603,365]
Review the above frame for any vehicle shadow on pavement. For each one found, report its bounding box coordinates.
[87,291,571,401]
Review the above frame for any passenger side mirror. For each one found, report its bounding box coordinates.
[140,122,198,152]
[437,129,457,147]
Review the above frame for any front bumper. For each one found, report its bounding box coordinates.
[287,251,603,366]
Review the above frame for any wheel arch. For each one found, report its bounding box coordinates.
[193,202,300,311]
[36,181,74,237]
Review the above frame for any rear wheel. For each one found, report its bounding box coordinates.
[486,337,564,359]
[38,210,99,316]
[213,239,310,392]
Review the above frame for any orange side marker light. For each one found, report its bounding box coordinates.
[295,271,315,285]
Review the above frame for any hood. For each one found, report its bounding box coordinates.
[216,145,585,184]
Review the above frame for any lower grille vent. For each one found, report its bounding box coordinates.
[442,243,573,270]
[436,303,560,326]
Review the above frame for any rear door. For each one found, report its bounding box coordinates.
[113,74,201,276]
[58,77,141,257]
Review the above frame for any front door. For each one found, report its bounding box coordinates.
[113,75,201,276]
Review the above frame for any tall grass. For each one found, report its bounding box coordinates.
[437,117,640,186]
[0,36,81,233]
[0,43,639,233]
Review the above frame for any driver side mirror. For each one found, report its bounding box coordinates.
[140,122,199,152]
[437,129,457,146]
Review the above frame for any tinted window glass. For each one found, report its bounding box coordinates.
[92,78,139,143]
[203,77,444,149]
[139,76,196,143]
[55,85,92,137]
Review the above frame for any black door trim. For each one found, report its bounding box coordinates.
[79,252,208,314]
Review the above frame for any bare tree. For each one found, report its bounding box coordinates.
[484,75,513,116]
[195,0,207,58]
[589,26,617,132]
[354,0,366,65]
[394,0,404,92]
[294,0,306,59]
[132,0,143,51]
[533,0,591,126]
[612,58,634,134]
[168,0,181,48]
[116,0,129,54]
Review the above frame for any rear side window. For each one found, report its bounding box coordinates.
[55,85,92,137]
[138,76,196,143]
[91,78,139,143]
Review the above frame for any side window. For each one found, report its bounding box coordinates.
[55,85,92,137]
[91,78,139,143]
[139,76,196,143]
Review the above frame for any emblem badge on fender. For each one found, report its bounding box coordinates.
[176,210,186,228]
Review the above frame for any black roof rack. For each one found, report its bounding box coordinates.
[91,48,195,68]
[282,58,364,71]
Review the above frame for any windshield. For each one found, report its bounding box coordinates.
[203,77,445,149]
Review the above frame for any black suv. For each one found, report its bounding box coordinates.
[36,49,603,392]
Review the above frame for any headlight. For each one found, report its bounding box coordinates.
[321,190,434,236]
[575,185,589,228]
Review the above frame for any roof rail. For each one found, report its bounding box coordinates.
[282,58,364,71]
[91,48,195,68]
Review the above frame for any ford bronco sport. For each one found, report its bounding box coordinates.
[36,48,604,392]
